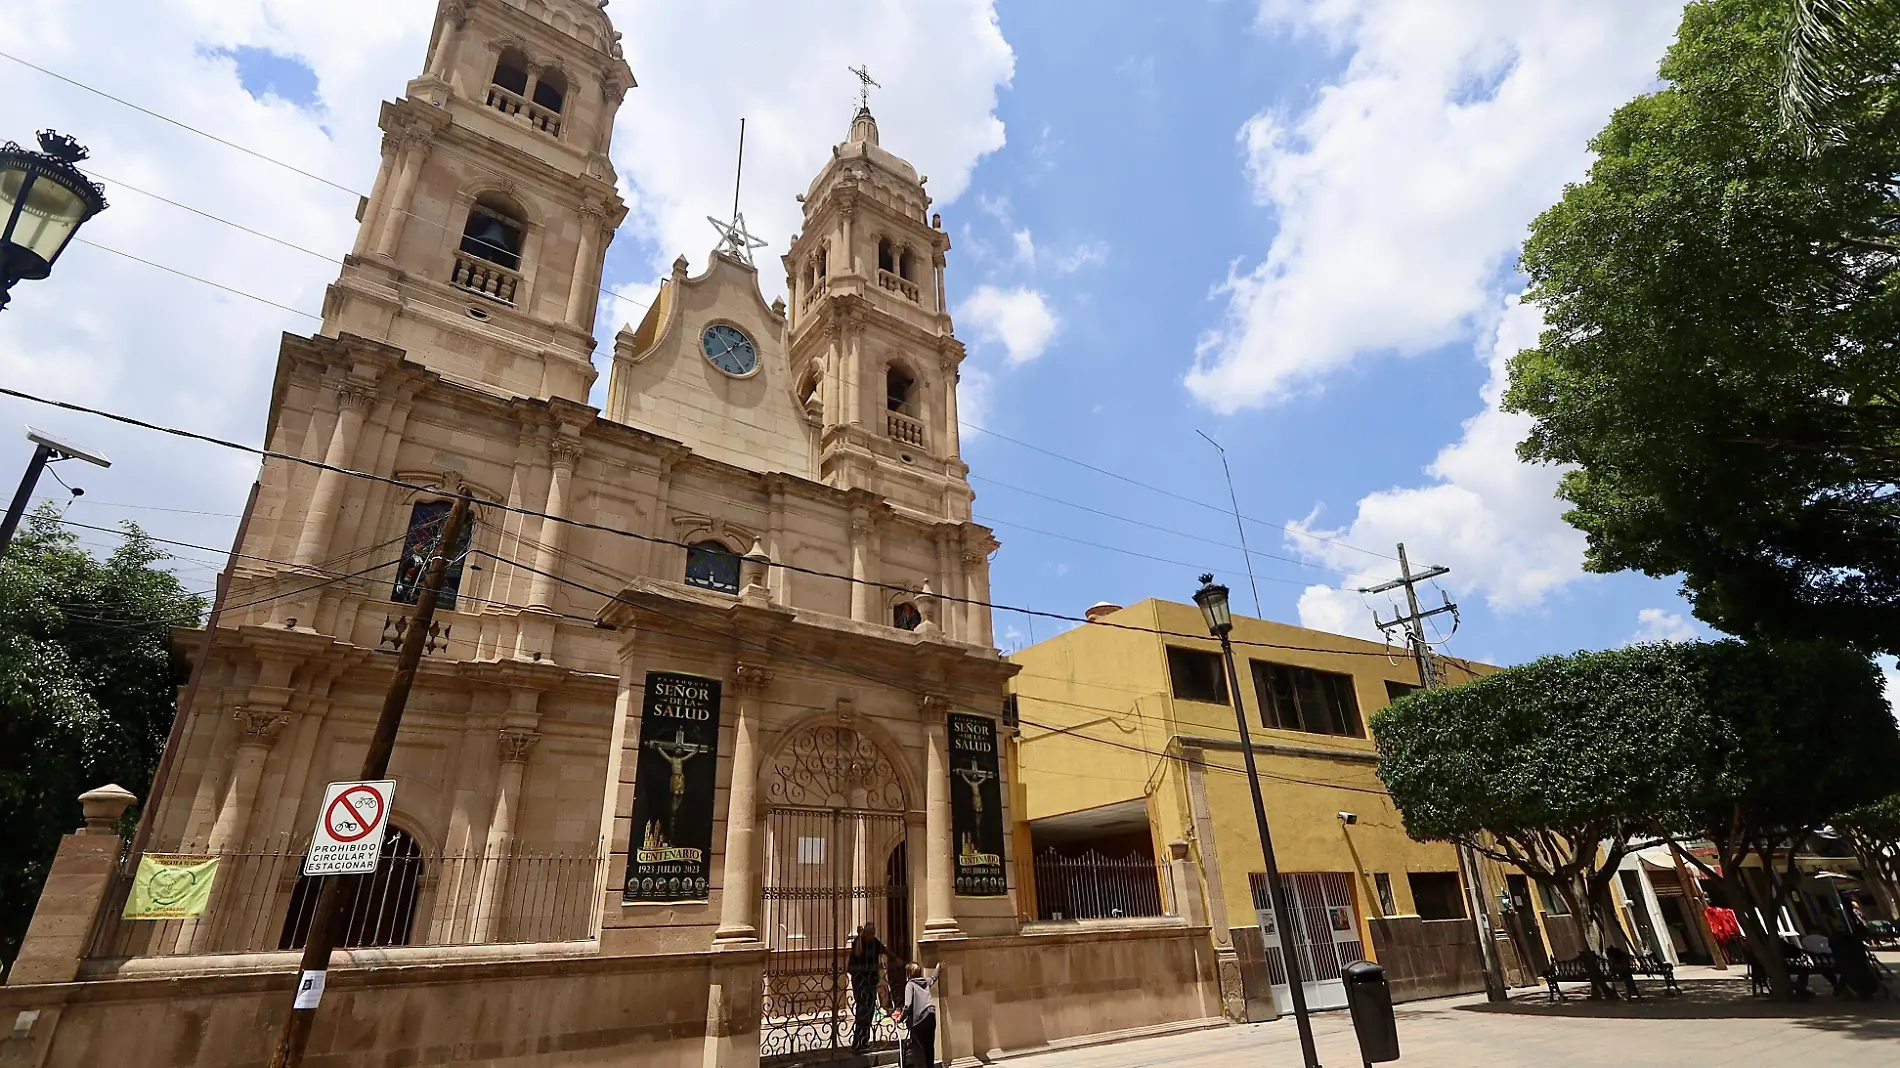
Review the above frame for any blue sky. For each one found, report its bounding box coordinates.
[0,1,1886,692]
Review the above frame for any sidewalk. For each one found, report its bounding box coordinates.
[1001,975,1900,1068]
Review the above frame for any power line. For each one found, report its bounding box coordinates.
[0,384,1481,665]
[75,238,320,320]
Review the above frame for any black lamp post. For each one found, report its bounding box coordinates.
[1194,573,1322,1068]
[0,131,108,311]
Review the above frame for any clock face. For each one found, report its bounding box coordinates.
[700,323,758,377]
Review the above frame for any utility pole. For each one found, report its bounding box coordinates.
[1361,544,1510,1003]
[267,493,470,1068]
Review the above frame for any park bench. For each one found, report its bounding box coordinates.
[1543,950,1680,1001]
[1747,950,1837,997]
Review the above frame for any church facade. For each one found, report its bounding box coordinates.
[1,2,1221,1064]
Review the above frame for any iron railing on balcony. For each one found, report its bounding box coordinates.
[88,835,605,961]
[1031,848,1170,921]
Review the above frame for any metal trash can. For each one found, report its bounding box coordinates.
[1343,959,1400,1064]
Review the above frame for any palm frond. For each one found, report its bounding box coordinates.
[1779,0,1900,153]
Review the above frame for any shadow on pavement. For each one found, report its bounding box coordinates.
[1447,979,1900,1039]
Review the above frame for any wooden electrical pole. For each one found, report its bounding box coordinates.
[266,492,470,1068]
[1362,543,1510,1002]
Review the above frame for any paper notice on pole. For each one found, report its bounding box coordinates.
[303,780,396,876]
[293,970,327,1009]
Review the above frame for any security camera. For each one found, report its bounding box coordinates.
[1337,811,1358,825]
[25,427,111,469]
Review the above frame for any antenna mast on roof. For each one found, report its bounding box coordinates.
[707,117,766,265]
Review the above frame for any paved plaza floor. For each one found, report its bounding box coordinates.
[1007,971,1900,1068]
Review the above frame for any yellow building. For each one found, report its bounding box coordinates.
[1008,597,1519,1016]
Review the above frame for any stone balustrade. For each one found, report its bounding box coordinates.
[876,268,920,303]
[887,410,926,448]
[484,83,562,137]
[453,253,521,304]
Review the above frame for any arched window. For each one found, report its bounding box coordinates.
[816,245,829,279]
[886,366,915,414]
[459,197,524,271]
[279,827,423,950]
[877,238,895,274]
[898,248,915,282]
[530,68,567,114]
[892,602,923,631]
[798,367,821,415]
[392,500,475,611]
[491,49,531,95]
[685,541,741,594]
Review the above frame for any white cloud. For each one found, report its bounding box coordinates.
[1055,241,1108,273]
[1187,0,1684,411]
[957,284,1059,364]
[611,0,1014,303]
[1292,297,1587,629]
[1627,608,1700,646]
[1011,228,1037,265]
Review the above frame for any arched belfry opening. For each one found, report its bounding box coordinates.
[759,723,912,1060]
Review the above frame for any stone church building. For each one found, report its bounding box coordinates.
[2,1,1219,1066]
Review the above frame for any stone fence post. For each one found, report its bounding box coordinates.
[1167,839,1205,926]
[7,785,136,986]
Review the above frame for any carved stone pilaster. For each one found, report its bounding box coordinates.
[549,438,583,471]
[232,707,288,747]
[733,662,775,696]
[497,729,540,764]
[918,692,952,722]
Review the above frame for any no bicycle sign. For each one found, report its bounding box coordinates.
[303,780,396,876]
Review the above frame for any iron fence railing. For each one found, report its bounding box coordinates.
[89,836,605,960]
[1031,848,1170,921]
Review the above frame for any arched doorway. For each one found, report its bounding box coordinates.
[278,827,424,950]
[759,724,911,1063]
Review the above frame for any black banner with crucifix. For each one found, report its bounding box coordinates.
[625,671,722,902]
[948,712,1006,897]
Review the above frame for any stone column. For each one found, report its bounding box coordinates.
[849,512,874,623]
[353,144,398,257]
[525,439,581,611]
[292,385,372,568]
[922,695,960,936]
[8,785,137,985]
[566,200,608,328]
[373,126,429,260]
[1169,839,1205,926]
[204,708,288,854]
[714,663,773,945]
[427,0,466,78]
[470,728,539,942]
[942,360,962,457]
[595,79,627,158]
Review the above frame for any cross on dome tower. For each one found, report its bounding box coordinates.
[321,0,634,403]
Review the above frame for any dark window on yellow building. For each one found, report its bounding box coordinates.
[1385,679,1422,705]
[1374,872,1398,917]
[1540,882,1570,915]
[1408,871,1466,920]
[1251,660,1362,736]
[1165,646,1228,704]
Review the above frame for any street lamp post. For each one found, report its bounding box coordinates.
[0,427,111,558]
[1194,573,1321,1068]
[0,130,108,311]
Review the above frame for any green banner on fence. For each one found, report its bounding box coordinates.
[123,853,218,919]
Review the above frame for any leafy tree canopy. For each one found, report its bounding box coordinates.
[1507,0,1900,655]
[0,506,203,971]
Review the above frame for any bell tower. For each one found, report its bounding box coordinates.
[321,0,633,403]
[783,105,973,523]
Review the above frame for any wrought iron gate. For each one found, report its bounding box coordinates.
[1251,871,1367,1012]
[761,805,910,1063]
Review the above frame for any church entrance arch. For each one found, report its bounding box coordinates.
[760,723,911,1064]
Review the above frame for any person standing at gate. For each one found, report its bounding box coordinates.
[899,961,938,1068]
[847,922,887,1054]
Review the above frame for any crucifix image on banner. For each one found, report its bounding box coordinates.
[625,671,722,902]
[948,712,1006,897]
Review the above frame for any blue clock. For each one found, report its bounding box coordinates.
[701,323,758,376]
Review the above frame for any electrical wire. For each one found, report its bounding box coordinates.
[1,379,1486,667]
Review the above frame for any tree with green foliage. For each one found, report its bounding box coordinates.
[1779,0,1900,151]
[0,505,203,975]
[1375,639,1899,1000]
[1833,793,1900,918]
[1507,0,1900,657]
[1373,644,1707,997]
[1657,640,1899,998]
